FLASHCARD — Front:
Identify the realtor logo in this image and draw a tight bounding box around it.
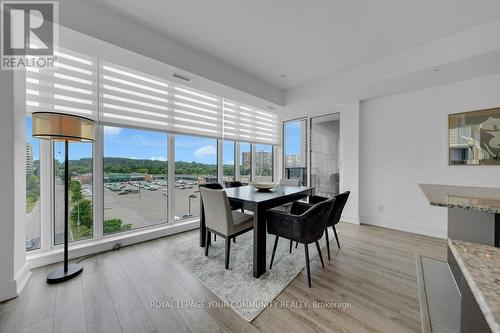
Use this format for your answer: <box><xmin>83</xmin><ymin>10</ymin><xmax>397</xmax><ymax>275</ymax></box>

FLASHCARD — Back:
<box><xmin>1</xmin><ymin>1</ymin><xmax>58</xmax><ymax>70</ymax></box>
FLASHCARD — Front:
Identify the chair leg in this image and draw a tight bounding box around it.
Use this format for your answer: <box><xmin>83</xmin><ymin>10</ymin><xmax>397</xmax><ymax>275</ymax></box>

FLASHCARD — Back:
<box><xmin>225</xmin><ymin>238</ymin><xmax>231</xmax><ymax>269</ymax></box>
<box><xmin>315</xmin><ymin>241</ymin><xmax>325</xmax><ymax>268</ymax></box>
<box><xmin>205</xmin><ymin>231</ymin><xmax>210</xmax><ymax>256</ymax></box>
<box><xmin>270</xmin><ymin>236</ymin><xmax>279</xmax><ymax>269</ymax></box>
<box><xmin>325</xmin><ymin>227</ymin><xmax>331</xmax><ymax>261</ymax></box>
<box><xmin>304</xmin><ymin>244</ymin><xmax>311</xmax><ymax>288</ymax></box>
<box><xmin>333</xmin><ymin>226</ymin><xmax>340</xmax><ymax>249</ymax></box>
<box><xmin>214</xmin><ymin>233</ymin><xmax>216</xmax><ymax>242</ymax></box>
<box><xmin>295</xmin><ymin>241</ymin><xmax>299</xmax><ymax>249</ymax></box>
<box><xmin>233</xmin><ymin>237</ymin><xmax>236</xmax><ymax>243</ymax></box>
<box><xmin>289</xmin><ymin>239</ymin><xmax>293</xmax><ymax>254</ymax></box>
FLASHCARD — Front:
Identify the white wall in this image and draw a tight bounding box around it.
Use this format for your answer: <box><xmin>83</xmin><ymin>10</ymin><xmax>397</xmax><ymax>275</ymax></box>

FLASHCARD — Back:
<box><xmin>359</xmin><ymin>73</ymin><xmax>500</xmax><ymax>238</ymax></box>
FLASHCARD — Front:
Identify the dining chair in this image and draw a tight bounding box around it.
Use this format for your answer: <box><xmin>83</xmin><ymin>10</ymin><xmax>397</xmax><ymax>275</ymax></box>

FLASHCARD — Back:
<box><xmin>309</xmin><ymin>191</ymin><xmax>350</xmax><ymax>260</ymax></box>
<box><xmin>266</xmin><ymin>198</ymin><xmax>334</xmax><ymax>287</ymax></box>
<box><xmin>224</xmin><ymin>180</ymin><xmax>245</xmax><ymax>213</ymax></box>
<box><xmin>200</xmin><ymin>187</ymin><xmax>254</xmax><ymax>269</ymax></box>
<box><xmin>199</xmin><ymin>183</ymin><xmax>241</xmax><ymax>242</ymax></box>
<box><xmin>273</xmin><ymin>178</ymin><xmax>302</xmax><ymax>214</ymax></box>
<box><xmin>225</xmin><ymin>180</ymin><xmax>244</xmax><ymax>188</ymax></box>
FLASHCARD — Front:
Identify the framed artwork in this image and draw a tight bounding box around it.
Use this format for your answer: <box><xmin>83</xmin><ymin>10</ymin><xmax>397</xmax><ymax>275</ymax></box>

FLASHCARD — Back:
<box><xmin>449</xmin><ymin>107</ymin><xmax>500</xmax><ymax>165</ymax></box>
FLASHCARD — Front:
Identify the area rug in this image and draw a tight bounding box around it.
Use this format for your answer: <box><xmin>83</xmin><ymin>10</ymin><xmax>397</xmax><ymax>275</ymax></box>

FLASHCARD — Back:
<box><xmin>171</xmin><ymin>231</ymin><xmax>333</xmax><ymax>322</ymax></box>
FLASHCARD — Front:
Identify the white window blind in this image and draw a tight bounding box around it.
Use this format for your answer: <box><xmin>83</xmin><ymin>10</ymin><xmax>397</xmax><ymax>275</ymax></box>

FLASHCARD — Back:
<box><xmin>99</xmin><ymin>62</ymin><xmax>223</xmax><ymax>137</ymax></box>
<box><xmin>172</xmin><ymin>85</ymin><xmax>222</xmax><ymax>138</ymax></box>
<box><xmin>25</xmin><ymin>49</ymin><xmax>98</xmax><ymax>120</ymax></box>
<box><xmin>223</xmin><ymin>100</ymin><xmax>280</xmax><ymax>145</ymax></box>
<box><xmin>26</xmin><ymin>51</ymin><xmax>280</xmax><ymax>144</ymax></box>
<box><xmin>99</xmin><ymin>62</ymin><xmax>170</xmax><ymax>131</ymax></box>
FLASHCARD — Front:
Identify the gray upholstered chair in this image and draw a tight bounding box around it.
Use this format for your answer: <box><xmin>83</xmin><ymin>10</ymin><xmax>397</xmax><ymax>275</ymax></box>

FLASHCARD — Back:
<box><xmin>267</xmin><ymin>198</ymin><xmax>335</xmax><ymax>287</ymax></box>
<box><xmin>279</xmin><ymin>178</ymin><xmax>301</xmax><ymax>186</ymax></box>
<box><xmin>200</xmin><ymin>187</ymin><xmax>254</xmax><ymax>269</ymax></box>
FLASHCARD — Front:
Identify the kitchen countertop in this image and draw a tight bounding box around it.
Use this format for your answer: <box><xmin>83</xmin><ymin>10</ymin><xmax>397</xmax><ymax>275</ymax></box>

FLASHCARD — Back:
<box><xmin>419</xmin><ymin>184</ymin><xmax>500</xmax><ymax>214</ymax></box>
<box><xmin>448</xmin><ymin>239</ymin><xmax>500</xmax><ymax>333</ymax></box>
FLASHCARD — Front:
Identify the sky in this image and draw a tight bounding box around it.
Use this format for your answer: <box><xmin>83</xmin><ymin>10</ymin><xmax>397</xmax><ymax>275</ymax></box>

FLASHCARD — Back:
<box><xmin>28</xmin><ymin>120</ymin><xmax>298</xmax><ymax>164</ymax></box>
<box><xmin>285</xmin><ymin>121</ymin><xmax>302</xmax><ymax>155</ymax></box>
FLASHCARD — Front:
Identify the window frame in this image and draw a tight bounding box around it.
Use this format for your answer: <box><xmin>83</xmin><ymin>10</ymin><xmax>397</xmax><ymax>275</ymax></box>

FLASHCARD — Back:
<box><xmin>101</xmin><ymin>124</ymin><xmax>170</xmax><ymax>236</ymax></box>
<box><xmin>283</xmin><ymin>118</ymin><xmax>308</xmax><ymax>186</ymax></box>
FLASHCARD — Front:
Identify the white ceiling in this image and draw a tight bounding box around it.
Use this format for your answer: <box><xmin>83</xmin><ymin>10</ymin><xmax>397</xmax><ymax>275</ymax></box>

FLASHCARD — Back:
<box><xmin>93</xmin><ymin>0</ymin><xmax>500</xmax><ymax>90</ymax></box>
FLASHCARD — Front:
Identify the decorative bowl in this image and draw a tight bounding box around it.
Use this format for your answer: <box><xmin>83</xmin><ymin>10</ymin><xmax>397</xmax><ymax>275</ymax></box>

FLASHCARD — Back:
<box><xmin>251</xmin><ymin>182</ymin><xmax>277</xmax><ymax>191</ymax></box>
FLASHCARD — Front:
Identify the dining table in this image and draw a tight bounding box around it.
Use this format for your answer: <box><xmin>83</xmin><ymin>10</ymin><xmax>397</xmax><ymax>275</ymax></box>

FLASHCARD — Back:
<box><xmin>199</xmin><ymin>184</ymin><xmax>314</xmax><ymax>278</ymax></box>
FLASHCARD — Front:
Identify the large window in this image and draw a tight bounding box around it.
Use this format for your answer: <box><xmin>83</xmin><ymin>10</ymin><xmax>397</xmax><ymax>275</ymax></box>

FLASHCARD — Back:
<box><xmin>239</xmin><ymin>142</ymin><xmax>251</xmax><ymax>183</ymax></box>
<box><xmin>25</xmin><ymin>117</ymin><xmax>41</xmax><ymax>251</ymax></box>
<box><xmin>254</xmin><ymin>144</ymin><xmax>273</xmax><ymax>183</ymax></box>
<box><xmin>175</xmin><ymin>135</ymin><xmax>217</xmax><ymax>221</ymax></box>
<box><xmin>103</xmin><ymin>126</ymin><xmax>167</xmax><ymax>235</ymax></box>
<box><xmin>53</xmin><ymin>141</ymin><xmax>94</xmax><ymax>245</ymax></box>
<box><xmin>284</xmin><ymin>120</ymin><xmax>307</xmax><ymax>186</ymax></box>
<box><xmin>23</xmin><ymin>46</ymin><xmax>282</xmax><ymax>255</ymax></box>
<box><xmin>222</xmin><ymin>140</ymin><xmax>235</xmax><ymax>182</ymax></box>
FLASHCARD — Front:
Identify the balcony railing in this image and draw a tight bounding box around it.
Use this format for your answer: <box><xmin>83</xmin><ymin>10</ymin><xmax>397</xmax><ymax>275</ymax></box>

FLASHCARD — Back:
<box><xmin>285</xmin><ymin>167</ymin><xmax>307</xmax><ymax>186</ymax></box>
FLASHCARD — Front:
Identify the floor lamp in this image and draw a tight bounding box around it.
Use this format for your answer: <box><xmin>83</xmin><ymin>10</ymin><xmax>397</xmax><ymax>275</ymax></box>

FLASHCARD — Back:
<box><xmin>32</xmin><ymin>112</ymin><xmax>95</xmax><ymax>284</ymax></box>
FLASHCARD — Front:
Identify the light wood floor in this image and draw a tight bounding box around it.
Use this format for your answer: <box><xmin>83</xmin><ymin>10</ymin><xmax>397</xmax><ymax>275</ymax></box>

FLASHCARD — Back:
<box><xmin>0</xmin><ymin>223</ymin><xmax>446</xmax><ymax>333</ymax></box>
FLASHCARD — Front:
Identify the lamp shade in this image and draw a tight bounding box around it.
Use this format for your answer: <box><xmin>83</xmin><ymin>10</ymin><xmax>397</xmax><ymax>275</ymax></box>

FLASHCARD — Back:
<box><xmin>32</xmin><ymin>112</ymin><xmax>95</xmax><ymax>142</ymax></box>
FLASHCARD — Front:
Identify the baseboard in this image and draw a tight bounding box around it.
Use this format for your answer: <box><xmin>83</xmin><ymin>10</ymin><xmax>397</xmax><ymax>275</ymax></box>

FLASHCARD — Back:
<box><xmin>341</xmin><ymin>214</ymin><xmax>360</xmax><ymax>225</ymax></box>
<box><xmin>15</xmin><ymin>262</ymin><xmax>31</xmax><ymax>295</ymax></box>
<box><xmin>359</xmin><ymin>217</ymin><xmax>446</xmax><ymax>238</ymax></box>
<box><xmin>27</xmin><ymin>219</ymin><xmax>199</xmax><ymax>269</ymax></box>
<box><xmin>0</xmin><ymin>262</ymin><xmax>31</xmax><ymax>302</ymax></box>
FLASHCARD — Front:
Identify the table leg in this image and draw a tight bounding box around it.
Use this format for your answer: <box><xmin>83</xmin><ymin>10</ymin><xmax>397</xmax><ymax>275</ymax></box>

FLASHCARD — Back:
<box><xmin>253</xmin><ymin>205</ymin><xmax>267</xmax><ymax>278</ymax></box>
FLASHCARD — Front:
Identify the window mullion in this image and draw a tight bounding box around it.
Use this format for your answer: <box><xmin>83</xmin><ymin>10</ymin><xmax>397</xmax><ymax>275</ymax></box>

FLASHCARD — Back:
<box><xmin>235</xmin><ymin>142</ymin><xmax>240</xmax><ymax>181</ymax></box>
<box><xmin>217</xmin><ymin>140</ymin><xmax>223</xmax><ymax>184</ymax></box>
<box><xmin>167</xmin><ymin>134</ymin><xmax>175</xmax><ymax>223</ymax></box>
<box><xmin>94</xmin><ymin>125</ymin><xmax>104</xmax><ymax>240</ymax></box>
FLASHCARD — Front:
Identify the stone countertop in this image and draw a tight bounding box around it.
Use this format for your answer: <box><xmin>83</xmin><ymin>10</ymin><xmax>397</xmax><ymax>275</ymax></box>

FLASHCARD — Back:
<box><xmin>419</xmin><ymin>184</ymin><xmax>500</xmax><ymax>214</ymax></box>
<box><xmin>448</xmin><ymin>239</ymin><xmax>500</xmax><ymax>333</ymax></box>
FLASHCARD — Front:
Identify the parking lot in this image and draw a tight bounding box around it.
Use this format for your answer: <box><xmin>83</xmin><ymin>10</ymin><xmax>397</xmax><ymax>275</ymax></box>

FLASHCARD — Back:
<box><xmin>104</xmin><ymin>180</ymin><xmax>202</xmax><ymax>230</ymax></box>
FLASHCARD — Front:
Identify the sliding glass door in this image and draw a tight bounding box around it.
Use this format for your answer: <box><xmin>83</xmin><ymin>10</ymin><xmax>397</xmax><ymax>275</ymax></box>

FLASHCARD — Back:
<box><xmin>310</xmin><ymin>113</ymin><xmax>340</xmax><ymax>197</ymax></box>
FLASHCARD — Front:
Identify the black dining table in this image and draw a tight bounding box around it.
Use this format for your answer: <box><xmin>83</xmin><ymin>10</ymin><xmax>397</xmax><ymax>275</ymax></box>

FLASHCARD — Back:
<box><xmin>199</xmin><ymin>185</ymin><xmax>314</xmax><ymax>278</ymax></box>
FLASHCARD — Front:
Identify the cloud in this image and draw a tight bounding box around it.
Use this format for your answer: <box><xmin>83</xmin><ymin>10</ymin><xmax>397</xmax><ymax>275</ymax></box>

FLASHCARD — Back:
<box><xmin>150</xmin><ymin>156</ymin><xmax>167</xmax><ymax>161</ymax></box>
<box><xmin>104</xmin><ymin>126</ymin><xmax>122</xmax><ymax>136</ymax></box>
<box><xmin>194</xmin><ymin>145</ymin><xmax>217</xmax><ymax>158</ymax></box>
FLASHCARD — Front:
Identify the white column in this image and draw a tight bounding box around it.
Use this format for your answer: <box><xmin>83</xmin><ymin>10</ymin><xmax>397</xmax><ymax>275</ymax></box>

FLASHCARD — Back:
<box><xmin>0</xmin><ymin>71</ymin><xmax>30</xmax><ymax>301</ymax></box>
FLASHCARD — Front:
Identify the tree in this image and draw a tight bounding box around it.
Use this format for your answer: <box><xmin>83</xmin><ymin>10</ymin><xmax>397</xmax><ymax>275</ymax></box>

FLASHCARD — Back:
<box><xmin>70</xmin><ymin>180</ymin><xmax>83</xmax><ymax>203</ymax></box>
<box><xmin>104</xmin><ymin>219</ymin><xmax>132</xmax><ymax>235</ymax></box>
<box><xmin>70</xmin><ymin>199</ymin><xmax>93</xmax><ymax>228</ymax></box>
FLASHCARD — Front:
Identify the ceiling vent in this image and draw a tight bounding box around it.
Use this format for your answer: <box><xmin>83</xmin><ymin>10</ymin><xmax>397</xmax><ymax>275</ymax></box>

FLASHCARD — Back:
<box><xmin>173</xmin><ymin>73</ymin><xmax>191</xmax><ymax>82</ymax></box>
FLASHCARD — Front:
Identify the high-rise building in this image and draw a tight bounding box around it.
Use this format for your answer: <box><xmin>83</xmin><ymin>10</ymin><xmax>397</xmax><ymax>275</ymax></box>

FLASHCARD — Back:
<box><xmin>26</xmin><ymin>143</ymin><xmax>34</xmax><ymax>174</ymax></box>
<box><xmin>242</xmin><ymin>151</ymin><xmax>251</xmax><ymax>171</ymax></box>
<box><xmin>255</xmin><ymin>151</ymin><xmax>272</xmax><ymax>171</ymax></box>
<box><xmin>285</xmin><ymin>154</ymin><xmax>303</xmax><ymax>167</ymax></box>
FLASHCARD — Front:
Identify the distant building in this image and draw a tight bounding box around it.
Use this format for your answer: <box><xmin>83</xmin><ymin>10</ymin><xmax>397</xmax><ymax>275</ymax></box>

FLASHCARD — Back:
<box><xmin>255</xmin><ymin>151</ymin><xmax>272</xmax><ymax>171</ymax></box>
<box><xmin>242</xmin><ymin>151</ymin><xmax>251</xmax><ymax>171</ymax></box>
<box><xmin>285</xmin><ymin>154</ymin><xmax>303</xmax><ymax>167</ymax></box>
<box><xmin>73</xmin><ymin>174</ymin><xmax>93</xmax><ymax>185</ymax></box>
<box><xmin>26</xmin><ymin>143</ymin><xmax>34</xmax><ymax>174</ymax></box>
